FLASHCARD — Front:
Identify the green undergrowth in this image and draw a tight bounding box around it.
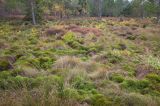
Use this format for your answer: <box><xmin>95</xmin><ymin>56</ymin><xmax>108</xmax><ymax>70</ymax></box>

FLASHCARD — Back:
<box><xmin>0</xmin><ymin>19</ymin><xmax>160</xmax><ymax>106</ymax></box>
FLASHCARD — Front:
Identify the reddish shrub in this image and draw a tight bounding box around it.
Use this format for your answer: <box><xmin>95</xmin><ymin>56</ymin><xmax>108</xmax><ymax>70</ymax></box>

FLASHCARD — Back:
<box><xmin>66</xmin><ymin>25</ymin><xmax>102</xmax><ymax>36</ymax></box>
<box><xmin>136</xmin><ymin>65</ymin><xmax>154</xmax><ymax>79</ymax></box>
<box><xmin>109</xmin><ymin>26</ymin><xmax>140</xmax><ymax>40</ymax></box>
<box><xmin>45</xmin><ymin>28</ymin><xmax>66</xmax><ymax>36</ymax></box>
<box><xmin>66</xmin><ymin>25</ymin><xmax>79</xmax><ymax>30</ymax></box>
<box><xmin>0</xmin><ymin>56</ymin><xmax>16</xmax><ymax>71</ymax></box>
<box><xmin>0</xmin><ymin>42</ymin><xmax>8</xmax><ymax>49</ymax></box>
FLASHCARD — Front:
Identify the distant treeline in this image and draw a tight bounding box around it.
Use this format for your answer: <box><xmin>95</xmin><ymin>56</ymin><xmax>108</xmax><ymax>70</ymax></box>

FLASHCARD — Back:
<box><xmin>0</xmin><ymin>0</ymin><xmax>159</xmax><ymax>24</ymax></box>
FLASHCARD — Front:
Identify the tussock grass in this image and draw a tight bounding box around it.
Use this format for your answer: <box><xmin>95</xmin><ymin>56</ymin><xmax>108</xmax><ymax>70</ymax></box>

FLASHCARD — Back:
<box><xmin>0</xmin><ymin>19</ymin><xmax>160</xmax><ymax>106</ymax></box>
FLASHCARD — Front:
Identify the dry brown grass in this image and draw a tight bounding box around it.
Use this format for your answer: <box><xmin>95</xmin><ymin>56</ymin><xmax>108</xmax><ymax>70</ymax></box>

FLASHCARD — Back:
<box><xmin>45</xmin><ymin>27</ymin><xmax>66</xmax><ymax>37</ymax></box>
<box><xmin>136</xmin><ymin>64</ymin><xmax>155</xmax><ymax>79</ymax></box>
<box><xmin>88</xmin><ymin>67</ymin><xmax>108</xmax><ymax>80</ymax></box>
<box><xmin>53</xmin><ymin>56</ymin><xmax>109</xmax><ymax>81</ymax></box>
<box><xmin>53</xmin><ymin>56</ymin><xmax>81</xmax><ymax>70</ymax></box>
<box><xmin>91</xmin><ymin>54</ymin><xmax>108</xmax><ymax>64</ymax></box>
<box><xmin>0</xmin><ymin>88</ymin><xmax>85</xmax><ymax>106</ymax></box>
<box><xmin>66</xmin><ymin>25</ymin><xmax>102</xmax><ymax>36</ymax></box>
<box><xmin>53</xmin><ymin>56</ymin><xmax>98</xmax><ymax>72</ymax></box>
<box><xmin>109</xmin><ymin>26</ymin><xmax>140</xmax><ymax>39</ymax></box>
<box><xmin>0</xmin><ymin>41</ymin><xmax>9</xmax><ymax>49</ymax></box>
<box><xmin>64</xmin><ymin>68</ymin><xmax>88</xmax><ymax>87</ymax></box>
<box><xmin>44</xmin><ymin>24</ymin><xmax>103</xmax><ymax>38</ymax></box>
<box><xmin>19</xmin><ymin>66</ymin><xmax>44</xmax><ymax>77</ymax></box>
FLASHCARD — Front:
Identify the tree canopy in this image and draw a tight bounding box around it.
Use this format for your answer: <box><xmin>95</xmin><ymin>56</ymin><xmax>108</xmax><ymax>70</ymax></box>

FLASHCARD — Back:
<box><xmin>1</xmin><ymin>0</ymin><xmax>160</xmax><ymax>24</ymax></box>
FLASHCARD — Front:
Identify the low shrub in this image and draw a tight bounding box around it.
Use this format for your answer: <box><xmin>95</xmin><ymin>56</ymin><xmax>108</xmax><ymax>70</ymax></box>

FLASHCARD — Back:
<box><xmin>0</xmin><ymin>71</ymin><xmax>12</xmax><ymax>79</ymax></box>
<box><xmin>63</xmin><ymin>88</ymin><xmax>81</xmax><ymax>100</ymax></box>
<box><xmin>0</xmin><ymin>75</ymin><xmax>63</xmax><ymax>90</ymax></box>
<box><xmin>63</xmin><ymin>32</ymin><xmax>77</xmax><ymax>43</ymax></box>
<box><xmin>72</xmin><ymin>76</ymin><xmax>95</xmax><ymax>91</ymax></box>
<box><xmin>121</xmin><ymin>93</ymin><xmax>158</xmax><ymax>106</ymax></box>
<box><xmin>52</xmin><ymin>40</ymin><xmax>68</xmax><ymax>50</ymax></box>
<box><xmin>28</xmin><ymin>36</ymin><xmax>38</xmax><ymax>44</ymax></box>
<box><xmin>107</xmin><ymin>52</ymin><xmax>123</xmax><ymax>64</ymax></box>
<box><xmin>91</xmin><ymin>94</ymin><xmax>113</xmax><ymax>106</ymax></box>
<box><xmin>37</xmin><ymin>57</ymin><xmax>54</xmax><ymax>69</ymax></box>
<box><xmin>146</xmin><ymin>73</ymin><xmax>160</xmax><ymax>95</ymax></box>
<box><xmin>136</xmin><ymin>79</ymin><xmax>150</xmax><ymax>89</ymax></box>
<box><xmin>109</xmin><ymin>74</ymin><xmax>124</xmax><ymax>83</ymax></box>
<box><xmin>0</xmin><ymin>76</ymin><xmax>29</xmax><ymax>89</ymax></box>
<box><xmin>53</xmin><ymin>49</ymin><xmax>87</xmax><ymax>55</ymax></box>
<box><xmin>18</xmin><ymin>56</ymin><xmax>55</xmax><ymax>70</ymax></box>
<box><xmin>122</xmin><ymin>63</ymin><xmax>136</xmax><ymax>76</ymax></box>
<box><xmin>92</xmin><ymin>51</ymin><xmax>123</xmax><ymax>64</ymax></box>
<box><xmin>146</xmin><ymin>74</ymin><xmax>160</xmax><ymax>83</ymax></box>
<box><xmin>121</xmin><ymin>79</ymin><xmax>150</xmax><ymax>94</ymax></box>
<box><xmin>139</xmin><ymin>35</ymin><xmax>147</xmax><ymax>41</ymax></box>
<box><xmin>126</xmin><ymin>35</ymin><xmax>137</xmax><ymax>40</ymax></box>
<box><xmin>0</xmin><ymin>60</ymin><xmax>12</xmax><ymax>71</ymax></box>
<box><xmin>146</xmin><ymin>55</ymin><xmax>160</xmax><ymax>70</ymax></box>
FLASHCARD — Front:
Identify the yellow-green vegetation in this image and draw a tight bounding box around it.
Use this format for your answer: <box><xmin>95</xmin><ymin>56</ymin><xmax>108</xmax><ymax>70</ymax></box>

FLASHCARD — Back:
<box><xmin>0</xmin><ymin>18</ymin><xmax>160</xmax><ymax>106</ymax></box>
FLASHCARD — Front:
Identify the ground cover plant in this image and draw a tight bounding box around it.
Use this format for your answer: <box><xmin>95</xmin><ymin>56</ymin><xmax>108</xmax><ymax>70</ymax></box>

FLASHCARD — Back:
<box><xmin>0</xmin><ymin>17</ymin><xmax>160</xmax><ymax>106</ymax></box>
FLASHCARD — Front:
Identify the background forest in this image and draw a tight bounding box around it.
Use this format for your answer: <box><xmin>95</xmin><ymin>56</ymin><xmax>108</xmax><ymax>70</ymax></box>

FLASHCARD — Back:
<box><xmin>0</xmin><ymin>0</ymin><xmax>160</xmax><ymax>106</ymax></box>
<box><xmin>0</xmin><ymin>0</ymin><xmax>160</xmax><ymax>24</ymax></box>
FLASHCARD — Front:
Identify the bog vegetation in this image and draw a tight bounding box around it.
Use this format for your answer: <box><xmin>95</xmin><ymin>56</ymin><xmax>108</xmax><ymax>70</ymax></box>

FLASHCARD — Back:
<box><xmin>0</xmin><ymin>0</ymin><xmax>160</xmax><ymax>106</ymax></box>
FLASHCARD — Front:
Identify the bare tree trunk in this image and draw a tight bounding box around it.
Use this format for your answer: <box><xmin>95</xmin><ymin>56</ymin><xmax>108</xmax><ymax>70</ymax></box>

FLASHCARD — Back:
<box><xmin>30</xmin><ymin>0</ymin><xmax>36</xmax><ymax>25</ymax></box>
<box><xmin>98</xmin><ymin>0</ymin><xmax>103</xmax><ymax>17</ymax></box>
<box><xmin>141</xmin><ymin>4</ymin><xmax>145</xmax><ymax>18</ymax></box>
<box><xmin>154</xmin><ymin>0</ymin><xmax>160</xmax><ymax>23</ymax></box>
<box><xmin>158</xmin><ymin>0</ymin><xmax>160</xmax><ymax>23</ymax></box>
<box><xmin>0</xmin><ymin>0</ymin><xmax>5</xmax><ymax>17</ymax></box>
<box><xmin>140</xmin><ymin>0</ymin><xmax>146</xmax><ymax>19</ymax></box>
